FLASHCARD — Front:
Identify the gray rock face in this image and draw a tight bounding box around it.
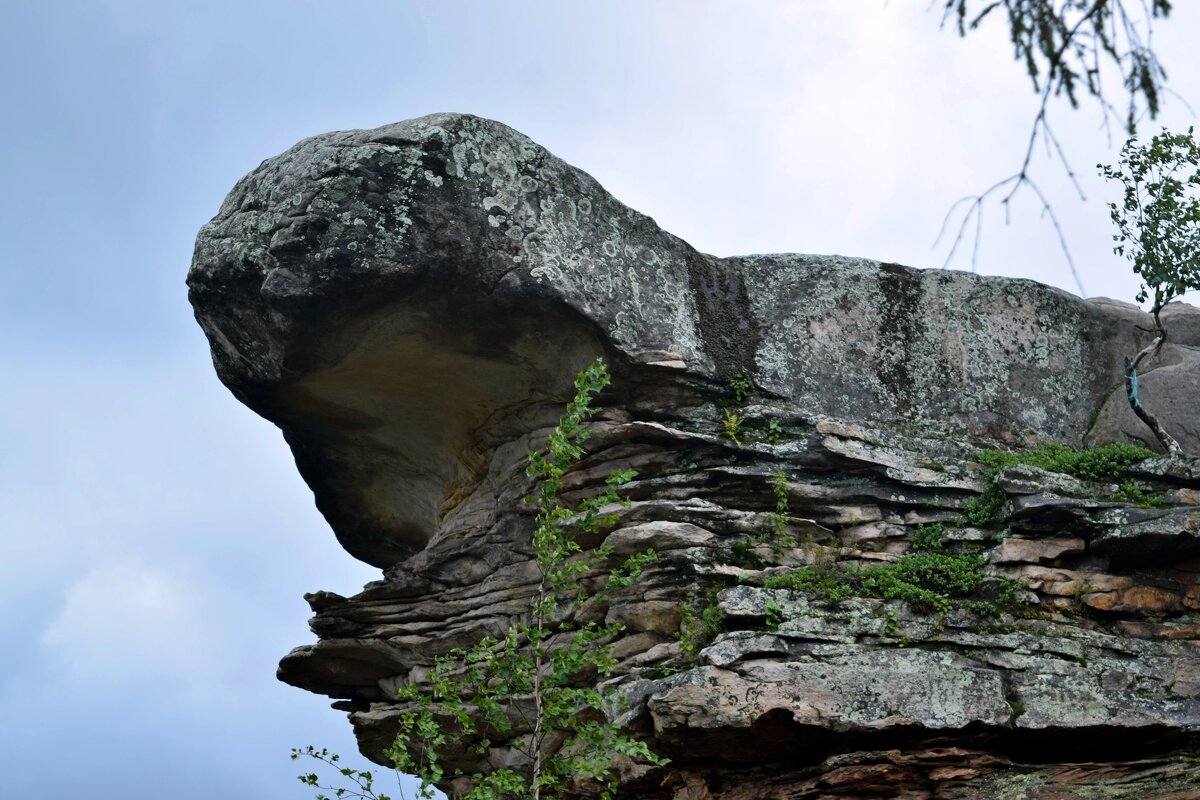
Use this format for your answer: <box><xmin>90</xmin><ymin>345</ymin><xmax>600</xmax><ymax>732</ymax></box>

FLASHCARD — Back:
<box><xmin>189</xmin><ymin>113</ymin><xmax>1200</xmax><ymax>566</ymax></box>
<box><xmin>190</xmin><ymin>113</ymin><xmax>1200</xmax><ymax>799</ymax></box>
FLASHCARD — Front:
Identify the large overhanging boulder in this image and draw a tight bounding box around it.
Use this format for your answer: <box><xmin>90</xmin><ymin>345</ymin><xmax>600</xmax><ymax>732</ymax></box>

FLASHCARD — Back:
<box><xmin>189</xmin><ymin>112</ymin><xmax>1198</xmax><ymax>567</ymax></box>
<box><xmin>190</xmin><ymin>113</ymin><xmax>1200</xmax><ymax>799</ymax></box>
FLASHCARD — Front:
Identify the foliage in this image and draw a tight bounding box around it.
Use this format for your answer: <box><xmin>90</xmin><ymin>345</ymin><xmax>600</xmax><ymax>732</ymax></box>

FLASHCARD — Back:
<box><xmin>879</xmin><ymin>606</ymin><xmax>909</xmax><ymax>645</ymax></box>
<box><xmin>965</xmin><ymin>442</ymin><xmax>1158</xmax><ymax>525</ymax></box>
<box><xmin>763</xmin><ymin>565</ymin><xmax>854</xmax><ymax>602</ymax></box>
<box><xmin>298</xmin><ymin>360</ymin><xmax>665</xmax><ymax>800</ymax></box>
<box><xmin>943</xmin><ymin>1</ymin><xmax>1171</xmax><ymax>129</ymax></box>
<box><xmin>1100</xmin><ymin>127</ymin><xmax>1200</xmax><ymax>308</ymax></box>
<box><xmin>765</xmin><ymin>419</ymin><xmax>784</xmax><ymax>444</ymax></box>
<box><xmin>1100</xmin><ymin>127</ymin><xmax>1199</xmax><ymax>452</ymax></box>
<box><xmin>764</xmin><ymin>599</ymin><xmax>784</xmax><ymax>632</ymax></box>
<box><xmin>1113</xmin><ymin>480</ymin><xmax>1166</xmax><ymax>508</ymax></box>
<box><xmin>760</xmin><ymin>470</ymin><xmax>797</xmax><ymax>555</ymax></box>
<box><xmin>720</xmin><ymin>409</ymin><xmax>744</xmax><ymax>445</ymax></box>
<box><xmin>293</xmin><ymin>747</ymin><xmax>395</xmax><ymax>800</ymax></box>
<box><xmin>936</xmin><ymin>1</ymin><xmax>1174</xmax><ymax>283</ymax></box>
<box><xmin>963</xmin><ymin>482</ymin><xmax>1008</xmax><ymax>527</ymax></box>
<box><xmin>729</xmin><ymin>370</ymin><xmax>752</xmax><ymax>404</ymax></box>
<box><xmin>971</xmin><ymin>442</ymin><xmax>1156</xmax><ymax>482</ymax></box>
<box><xmin>908</xmin><ymin>523</ymin><xmax>945</xmax><ymax>553</ymax></box>
<box><xmin>764</xmin><ymin>552</ymin><xmax>1027</xmax><ymax>618</ymax></box>
<box><xmin>678</xmin><ymin>591</ymin><xmax>723</xmax><ymax>661</ymax></box>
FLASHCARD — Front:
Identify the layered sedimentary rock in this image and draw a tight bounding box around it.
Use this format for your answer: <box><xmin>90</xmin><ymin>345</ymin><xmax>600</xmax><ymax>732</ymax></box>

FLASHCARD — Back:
<box><xmin>190</xmin><ymin>113</ymin><xmax>1200</xmax><ymax>799</ymax></box>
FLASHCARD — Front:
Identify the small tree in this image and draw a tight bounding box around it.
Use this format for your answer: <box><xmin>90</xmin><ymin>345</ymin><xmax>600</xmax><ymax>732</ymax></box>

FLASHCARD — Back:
<box><xmin>297</xmin><ymin>359</ymin><xmax>664</xmax><ymax>800</ymax></box>
<box><xmin>1100</xmin><ymin>127</ymin><xmax>1200</xmax><ymax>454</ymax></box>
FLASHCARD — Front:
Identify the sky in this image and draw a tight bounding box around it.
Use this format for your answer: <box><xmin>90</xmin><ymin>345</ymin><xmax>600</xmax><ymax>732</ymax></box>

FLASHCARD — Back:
<box><xmin>1</xmin><ymin>2</ymin><xmax>1198</xmax><ymax>798</ymax></box>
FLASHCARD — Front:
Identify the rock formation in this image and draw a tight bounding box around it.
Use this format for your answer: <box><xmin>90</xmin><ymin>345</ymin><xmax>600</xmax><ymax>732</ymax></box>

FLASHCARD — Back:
<box><xmin>189</xmin><ymin>113</ymin><xmax>1200</xmax><ymax>799</ymax></box>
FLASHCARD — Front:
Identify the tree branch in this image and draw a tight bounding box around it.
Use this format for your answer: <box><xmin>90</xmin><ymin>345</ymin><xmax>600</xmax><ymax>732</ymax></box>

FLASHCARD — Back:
<box><xmin>936</xmin><ymin>1</ymin><xmax>1172</xmax><ymax>292</ymax></box>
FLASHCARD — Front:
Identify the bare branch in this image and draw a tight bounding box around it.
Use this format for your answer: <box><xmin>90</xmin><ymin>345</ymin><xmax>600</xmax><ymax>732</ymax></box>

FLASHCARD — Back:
<box><xmin>936</xmin><ymin>1</ymin><xmax>1174</xmax><ymax>293</ymax></box>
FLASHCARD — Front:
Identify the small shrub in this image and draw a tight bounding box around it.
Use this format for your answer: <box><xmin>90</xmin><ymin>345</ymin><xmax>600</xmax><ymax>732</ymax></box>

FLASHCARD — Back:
<box><xmin>764</xmin><ymin>599</ymin><xmax>784</xmax><ymax>631</ymax></box>
<box><xmin>908</xmin><ymin>523</ymin><xmax>945</xmax><ymax>552</ymax></box>
<box><xmin>879</xmin><ymin>607</ymin><xmax>909</xmax><ymax>645</ymax></box>
<box><xmin>971</xmin><ymin>442</ymin><xmax>1155</xmax><ymax>482</ymax></box>
<box><xmin>966</xmin><ymin>443</ymin><xmax>1160</xmax><ymax>525</ymax></box>
<box><xmin>763</xmin><ymin>565</ymin><xmax>854</xmax><ymax>601</ymax></box>
<box><xmin>765</xmin><ymin>552</ymin><xmax>1027</xmax><ymax>618</ymax></box>
<box><xmin>731</xmin><ymin>540</ymin><xmax>755</xmax><ymax>558</ymax></box>
<box><xmin>856</xmin><ymin>553</ymin><xmax>984</xmax><ymax>613</ymax></box>
<box><xmin>729</xmin><ymin>369</ymin><xmax>752</xmax><ymax>403</ymax></box>
<box><xmin>963</xmin><ymin>483</ymin><xmax>1007</xmax><ymax>527</ymax></box>
<box><xmin>679</xmin><ymin>591</ymin><xmax>723</xmax><ymax>660</ymax></box>
<box><xmin>1113</xmin><ymin>479</ymin><xmax>1167</xmax><ymax>508</ymax></box>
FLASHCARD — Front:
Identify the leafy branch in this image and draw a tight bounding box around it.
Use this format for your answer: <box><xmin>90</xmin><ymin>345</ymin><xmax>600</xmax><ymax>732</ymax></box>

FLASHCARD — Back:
<box><xmin>292</xmin><ymin>747</ymin><xmax>396</xmax><ymax>800</ymax></box>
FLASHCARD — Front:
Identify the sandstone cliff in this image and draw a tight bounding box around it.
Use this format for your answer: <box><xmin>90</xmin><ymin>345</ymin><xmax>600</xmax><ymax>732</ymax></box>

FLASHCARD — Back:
<box><xmin>189</xmin><ymin>113</ymin><xmax>1200</xmax><ymax>799</ymax></box>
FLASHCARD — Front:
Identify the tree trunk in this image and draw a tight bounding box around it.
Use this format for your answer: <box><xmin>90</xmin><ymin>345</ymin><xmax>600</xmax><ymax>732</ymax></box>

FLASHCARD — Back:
<box><xmin>1125</xmin><ymin>301</ymin><xmax>1183</xmax><ymax>454</ymax></box>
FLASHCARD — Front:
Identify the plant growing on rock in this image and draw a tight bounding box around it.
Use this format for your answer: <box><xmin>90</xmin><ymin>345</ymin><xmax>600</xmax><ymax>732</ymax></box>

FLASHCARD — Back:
<box><xmin>760</xmin><ymin>470</ymin><xmax>796</xmax><ymax>555</ymax></box>
<box><xmin>678</xmin><ymin>590</ymin><xmax>723</xmax><ymax>661</ymax></box>
<box><xmin>298</xmin><ymin>360</ymin><xmax>664</xmax><ymax>800</ymax></box>
<box><xmin>971</xmin><ymin>442</ymin><xmax>1156</xmax><ymax>481</ymax></box>
<box><xmin>1100</xmin><ymin>127</ymin><xmax>1200</xmax><ymax>454</ymax></box>
<box><xmin>720</xmin><ymin>409</ymin><xmax>745</xmax><ymax>445</ymax></box>
<box><xmin>764</xmin><ymin>552</ymin><xmax>1027</xmax><ymax>618</ymax></box>
<box><xmin>729</xmin><ymin>369</ymin><xmax>752</xmax><ymax>404</ymax></box>
<box><xmin>963</xmin><ymin>482</ymin><xmax>1008</xmax><ymax>527</ymax></box>
<box><xmin>1113</xmin><ymin>479</ymin><xmax>1166</xmax><ymax>508</ymax></box>
<box><xmin>764</xmin><ymin>599</ymin><xmax>784</xmax><ymax>632</ymax></box>
<box><xmin>908</xmin><ymin>523</ymin><xmax>945</xmax><ymax>553</ymax></box>
<box><xmin>965</xmin><ymin>442</ymin><xmax>1158</xmax><ymax>524</ymax></box>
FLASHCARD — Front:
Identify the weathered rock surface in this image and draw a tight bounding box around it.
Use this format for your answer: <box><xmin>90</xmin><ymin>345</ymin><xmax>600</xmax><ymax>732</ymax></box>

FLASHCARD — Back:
<box><xmin>190</xmin><ymin>113</ymin><xmax>1200</xmax><ymax>799</ymax></box>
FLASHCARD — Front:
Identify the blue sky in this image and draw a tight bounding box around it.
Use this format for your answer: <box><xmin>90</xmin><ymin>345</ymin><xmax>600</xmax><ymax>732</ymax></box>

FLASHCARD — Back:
<box><xmin>2</xmin><ymin>3</ymin><xmax>1198</xmax><ymax>798</ymax></box>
